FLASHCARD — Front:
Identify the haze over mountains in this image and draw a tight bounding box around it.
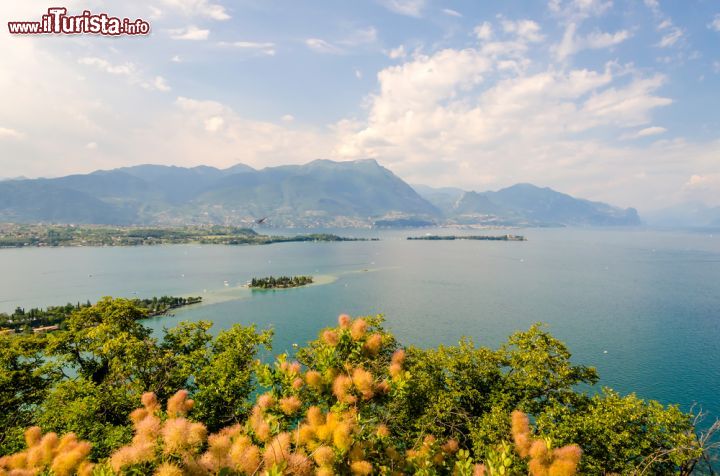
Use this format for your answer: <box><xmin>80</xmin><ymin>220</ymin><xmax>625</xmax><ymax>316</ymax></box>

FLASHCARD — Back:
<box><xmin>0</xmin><ymin>159</ymin><xmax>642</xmax><ymax>228</ymax></box>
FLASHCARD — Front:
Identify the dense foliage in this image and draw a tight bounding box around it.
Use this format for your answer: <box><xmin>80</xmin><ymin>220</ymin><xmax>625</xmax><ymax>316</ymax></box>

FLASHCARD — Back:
<box><xmin>250</xmin><ymin>276</ymin><xmax>314</xmax><ymax>289</ymax></box>
<box><xmin>0</xmin><ymin>299</ymin><xmax>717</xmax><ymax>474</ymax></box>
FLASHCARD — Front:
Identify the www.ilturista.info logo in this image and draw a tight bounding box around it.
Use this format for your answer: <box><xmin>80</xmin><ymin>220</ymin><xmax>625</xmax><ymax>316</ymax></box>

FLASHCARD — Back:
<box><xmin>8</xmin><ymin>8</ymin><xmax>150</xmax><ymax>36</ymax></box>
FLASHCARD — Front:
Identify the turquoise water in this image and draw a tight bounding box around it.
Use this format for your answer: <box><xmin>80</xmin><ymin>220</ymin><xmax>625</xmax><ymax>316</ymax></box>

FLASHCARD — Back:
<box><xmin>1</xmin><ymin>227</ymin><xmax>718</xmax><ymax>420</ymax></box>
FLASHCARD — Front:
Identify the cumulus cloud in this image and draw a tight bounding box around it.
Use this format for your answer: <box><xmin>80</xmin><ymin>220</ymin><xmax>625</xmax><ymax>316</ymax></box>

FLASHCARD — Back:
<box><xmin>305</xmin><ymin>27</ymin><xmax>378</xmax><ymax>55</ymax></box>
<box><xmin>378</xmin><ymin>0</ymin><xmax>426</xmax><ymax>17</ymax></box>
<box><xmin>682</xmin><ymin>173</ymin><xmax>720</xmax><ymax>206</ymax></box>
<box><xmin>474</xmin><ymin>22</ymin><xmax>493</xmax><ymax>41</ymax></box>
<box><xmin>216</xmin><ymin>41</ymin><xmax>276</xmax><ymax>56</ymax></box>
<box><xmin>143</xmin><ymin>76</ymin><xmax>171</xmax><ymax>92</ymax></box>
<box><xmin>442</xmin><ymin>8</ymin><xmax>462</xmax><ymax>17</ymax></box>
<box><xmin>685</xmin><ymin>174</ymin><xmax>720</xmax><ymax>190</ymax></box>
<box><xmin>555</xmin><ymin>25</ymin><xmax>631</xmax><ymax>60</ymax></box>
<box><xmin>0</xmin><ymin>127</ymin><xmax>23</xmax><ymax>139</ymax></box>
<box><xmin>79</xmin><ymin>58</ymin><xmax>170</xmax><ymax>92</ymax></box>
<box><xmin>168</xmin><ymin>25</ymin><xmax>210</xmax><ymax>40</ymax></box>
<box><xmin>145</xmin><ymin>97</ymin><xmax>333</xmax><ymax>167</ymax></box>
<box><xmin>159</xmin><ymin>0</ymin><xmax>230</xmax><ymax>21</ymax></box>
<box><xmin>334</xmin><ymin>29</ymin><xmax>685</xmax><ymax>208</ymax></box>
<box><xmin>549</xmin><ymin>0</ymin><xmax>613</xmax><ymax>21</ymax></box>
<box><xmin>305</xmin><ymin>38</ymin><xmax>344</xmax><ymax>54</ymax></box>
<box><xmin>656</xmin><ymin>26</ymin><xmax>683</xmax><ymax>48</ymax></box>
<box><xmin>342</xmin><ymin>27</ymin><xmax>379</xmax><ymax>47</ymax></box>
<box><xmin>708</xmin><ymin>15</ymin><xmax>720</xmax><ymax>32</ymax></box>
<box><xmin>501</xmin><ymin>19</ymin><xmax>544</xmax><ymax>43</ymax></box>
<box><xmin>643</xmin><ymin>0</ymin><xmax>659</xmax><ymax>11</ymax></box>
<box><xmin>620</xmin><ymin>126</ymin><xmax>667</xmax><ymax>140</ymax></box>
<box><xmin>78</xmin><ymin>57</ymin><xmax>136</xmax><ymax>75</ymax></box>
<box><xmin>387</xmin><ymin>45</ymin><xmax>407</xmax><ymax>59</ymax></box>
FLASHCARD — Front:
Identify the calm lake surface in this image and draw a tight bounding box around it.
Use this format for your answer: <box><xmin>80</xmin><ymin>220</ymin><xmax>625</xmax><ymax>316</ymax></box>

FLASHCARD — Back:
<box><xmin>1</xmin><ymin>227</ymin><xmax>719</xmax><ymax>420</ymax></box>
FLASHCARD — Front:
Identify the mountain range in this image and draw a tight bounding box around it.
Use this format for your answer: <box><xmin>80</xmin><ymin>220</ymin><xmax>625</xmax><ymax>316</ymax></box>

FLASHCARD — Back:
<box><xmin>414</xmin><ymin>183</ymin><xmax>641</xmax><ymax>226</ymax></box>
<box><xmin>0</xmin><ymin>159</ymin><xmax>641</xmax><ymax>227</ymax></box>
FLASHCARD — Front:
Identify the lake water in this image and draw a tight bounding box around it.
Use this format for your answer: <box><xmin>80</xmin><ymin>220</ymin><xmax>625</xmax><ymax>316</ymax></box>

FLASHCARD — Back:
<box><xmin>1</xmin><ymin>227</ymin><xmax>719</xmax><ymax>421</ymax></box>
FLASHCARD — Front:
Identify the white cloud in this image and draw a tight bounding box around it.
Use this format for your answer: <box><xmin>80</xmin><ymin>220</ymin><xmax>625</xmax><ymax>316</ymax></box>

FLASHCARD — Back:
<box><xmin>143</xmin><ymin>76</ymin><xmax>171</xmax><ymax>92</ymax></box>
<box><xmin>85</xmin><ymin>142</ymin><xmax>98</xmax><ymax>150</ymax></box>
<box><xmin>708</xmin><ymin>15</ymin><xmax>720</xmax><ymax>32</ymax></box>
<box><xmin>355</xmin><ymin>69</ymin><xmax>363</xmax><ymax>79</ymax></box>
<box><xmin>549</xmin><ymin>0</ymin><xmax>613</xmax><ymax>21</ymax></box>
<box><xmin>657</xmin><ymin>27</ymin><xmax>683</xmax><ymax>48</ymax></box>
<box><xmin>79</xmin><ymin>58</ymin><xmax>169</xmax><ymax>92</ymax></box>
<box><xmin>0</xmin><ymin>127</ymin><xmax>23</xmax><ymax>139</ymax></box>
<box><xmin>621</xmin><ymin>126</ymin><xmax>667</xmax><ymax>140</ymax></box>
<box><xmin>159</xmin><ymin>0</ymin><xmax>230</xmax><ymax>20</ymax></box>
<box><xmin>281</xmin><ymin>114</ymin><xmax>295</xmax><ymax>123</ymax></box>
<box><xmin>555</xmin><ymin>24</ymin><xmax>631</xmax><ymax>60</ymax></box>
<box><xmin>658</xmin><ymin>19</ymin><xmax>672</xmax><ymax>30</ymax></box>
<box><xmin>150</xmin><ymin>96</ymin><xmax>333</xmax><ymax>168</ymax></box>
<box><xmin>378</xmin><ymin>0</ymin><xmax>426</xmax><ymax>17</ymax></box>
<box><xmin>305</xmin><ymin>38</ymin><xmax>344</xmax><ymax>54</ymax></box>
<box><xmin>501</xmin><ymin>19</ymin><xmax>544</xmax><ymax>43</ymax></box>
<box><xmin>585</xmin><ymin>29</ymin><xmax>631</xmax><ymax>49</ymax></box>
<box><xmin>148</xmin><ymin>6</ymin><xmax>163</xmax><ymax>19</ymax></box>
<box><xmin>685</xmin><ymin>174</ymin><xmax>720</xmax><ymax>189</ymax></box>
<box><xmin>203</xmin><ymin>116</ymin><xmax>224</xmax><ymax>132</ymax></box>
<box><xmin>388</xmin><ymin>45</ymin><xmax>407</xmax><ymax>59</ymax></box>
<box><xmin>581</xmin><ymin>75</ymin><xmax>671</xmax><ymax>127</ymax></box>
<box><xmin>303</xmin><ymin>27</ymin><xmax>377</xmax><ymax>55</ymax></box>
<box><xmin>168</xmin><ymin>25</ymin><xmax>210</xmax><ymax>40</ymax></box>
<box><xmin>216</xmin><ymin>41</ymin><xmax>276</xmax><ymax>56</ymax></box>
<box><xmin>682</xmin><ymin>173</ymin><xmax>720</xmax><ymax>206</ymax></box>
<box><xmin>474</xmin><ymin>22</ymin><xmax>493</xmax><ymax>41</ymax></box>
<box><xmin>171</xmin><ymin>55</ymin><xmax>183</xmax><ymax>63</ymax></box>
<box><xmin>339</xmin><ymin>27</ymin><xmax>378</xmax><ymax>46</ymax></box>
<box><xmin>442</xmin><ymin>8</ymin><xmax>462</xmax><ymax>17</ymax></box>
<box><xmin>78</xmin><ymin>57</ymin><xmax>135</xmax><ymax>75</ymax></box>
<box><xmin>636</xmin><ymin>126</ymin><xmax>667</xmax><ymax>137</ymax></box>
<box><xmin>334</xmin><ymin>39</ymin><xmax>683</xmax><ymax>208</ymax></box>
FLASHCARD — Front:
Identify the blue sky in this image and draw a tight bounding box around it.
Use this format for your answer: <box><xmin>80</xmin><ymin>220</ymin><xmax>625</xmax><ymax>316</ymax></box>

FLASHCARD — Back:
<box><xmin>0</xmin><ymin>0</ymin><xmax>719</xmax><ymax>210</ymax></box>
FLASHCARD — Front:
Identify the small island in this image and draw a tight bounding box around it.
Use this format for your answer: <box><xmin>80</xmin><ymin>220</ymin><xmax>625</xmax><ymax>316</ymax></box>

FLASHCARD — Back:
<box><xmin>407</xmin><ymin>234</ymin><xmax>527</xmax><ymax>241</ymax></box>
<box><xmin>249</xmin><ymin>276</ymin><xmax>314</xmax><ymax>289</ymax></box>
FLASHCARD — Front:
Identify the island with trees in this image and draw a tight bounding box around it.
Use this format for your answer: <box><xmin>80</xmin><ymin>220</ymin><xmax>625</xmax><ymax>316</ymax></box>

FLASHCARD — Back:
<box><xmin>407</xmin><ymin>234</ymin><xmax>527</xmax><ymax>241</ymax></box>
<box><xmin>0</xmin><ymin>224</ymin><xmax>377</xmax><ymax>248</ymax></box>
<box><xmin>0</xmin><ymin>298</ymin><xmax>717</xmax><ymax>474</ymax></box>
<box><xmin>249</xmin><ymin>276</ymin><xmax>314</xmax><ymax>289</ymax></box>
<box><xmin>0</xmin><ymin>295</ymin><xmax>202</xmax><ymax>334</ymax></box>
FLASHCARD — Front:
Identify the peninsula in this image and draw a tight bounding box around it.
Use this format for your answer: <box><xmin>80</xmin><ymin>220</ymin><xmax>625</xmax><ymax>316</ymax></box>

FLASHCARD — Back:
<box><xmin>0</xmin><ymin>224</ymin><xmax>376</xmax><ymax>248</ymax></box>
<box><xmin>0</xmin><ymin>295</ymin><xmax>202</xmax><ymax>334</ymax></box>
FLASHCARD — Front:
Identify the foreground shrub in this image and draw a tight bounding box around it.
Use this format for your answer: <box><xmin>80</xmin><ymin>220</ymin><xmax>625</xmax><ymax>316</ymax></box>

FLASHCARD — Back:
<box><xmin>2</xmin><ymin>303</ymin><xmax>717</xmax><ymax>474</ymax></box>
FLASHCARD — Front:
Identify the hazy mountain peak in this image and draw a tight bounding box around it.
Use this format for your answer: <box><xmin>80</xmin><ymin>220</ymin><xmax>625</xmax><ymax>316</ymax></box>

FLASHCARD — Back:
<box><xmin>415</xmin><ymin>183</ymin><xmax>641</xmax><ymax>226</ymax></box>
<box><xmin>222</xmin><ymin>163</ymin><xmax>255</xmax><ymax>174</ymax></box>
